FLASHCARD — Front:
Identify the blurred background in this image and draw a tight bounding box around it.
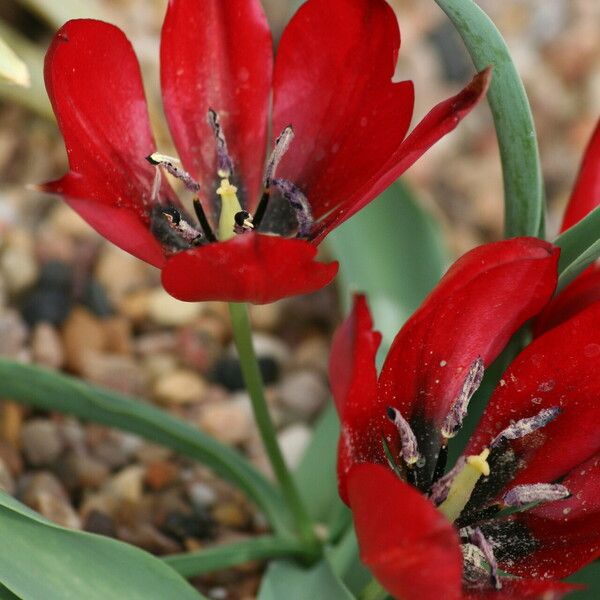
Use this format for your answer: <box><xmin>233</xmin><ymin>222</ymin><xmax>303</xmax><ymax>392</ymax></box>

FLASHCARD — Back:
<box><xmin>0</xmin><ymin>1</ymin><xmax>597</xmax><ymax>598</ymax></box>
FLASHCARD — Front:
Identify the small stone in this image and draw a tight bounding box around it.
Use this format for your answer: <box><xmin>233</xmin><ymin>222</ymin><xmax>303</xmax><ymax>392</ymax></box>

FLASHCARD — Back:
<box><xmin>187</xmin><ymin>482</ymin><xmax>217</xmax><ymax>510</ymax></box>
<box><xmin>278</xmin><ymin>424</ymin><xmax>311</xmax><ymax>471</ymax></box>
<box><xmin>82</xmin><ymin>279</ymin><xmax>113</xmax><ymax>317</ymax></box>
<box><xmin>83</xmin><ymin>510</ymin><xmax>117</xmax><ymax>537</ymax></box>
<box><xmin>118</xmin><ymin>289</ymin><xmax>151</xmax><ymax>323</ymax></box>
<box><xmin>177</xmin><ymin>325</ymin><xmax>221</xmax><ymax>373</ymax></box>
<box><xmin>277</xmin><ymin>370</ymin><xmax>329</xmax><ymax>419</ymax></box>
<box><xmin>117</xmin><ymin>522</ymin><xmax>181</xmax><ymax>554</ymax></box>
<box><xmin>61</xmin><ymin>306</ymin><xmax>106</xmax><ymax>373</ymax></box>
<box><xmin>31</xmin><ymin>322</ymin><xmax>64</xmax><ymax>369</ymax></box>
<box><xmin>213</xmin><ymin>356</ymin><xmax>279</xmax><ymax>391</ymax></box>
<box><xmin>21</xmin><ymin>287</ymin><xmax>72</xmax><ymax>326</ymax></box>
<box><xmin>212</xmin><ymin>501</ymin><xmax>250</xmax><ymax>530</ymax></box>
<box><xmin>95</xmin><ymin>246</ymin><xmax>148</xmax><ymax>304</ymax></box>
<box><xmin>0</xmin><ymin>457</ymin><xmax>15</xmax><ymax>493</ymax></box>
<box><xmin>198</xmin><ymin>397</ymin><xmax>253</xmax><ymax>446</ymax></box>
<box><xmin>103</xmin><ymin>465</ymin><xmax>146</xmax><ymax>504</ymax></box>
<box><xmin>0</xmin><ymin>439</ymin><xmax>23</xmax><ymax>475</ymax></box>
<box><xmin>103</xmin><ymin>316</ymin><xmax>132</xmax><ymax>355</ymax></box>
<box><xmin>249</xmin><ymin>302</ymin><xmax>283</xmax><ymax>332</ymax></box>
<box><xmin>147</xmin><ymin>288</ymin><xmax>202</xmax><ymax>326</ymax></box>
<box><xmin>0</xmin><ymin>401</ymin><xmax>23</xmax><ymax>447</ymax></box>
<box><xmin>21</xmin><ymin>419</ymin><xmax>64</xmax><ymax>466</ymax></box>
<box><xmin>0</xmin><ymin>309</ymin><xmax>27</xmax><ymax>357</ymax></box>
<box><xmin>145</xmin><ymin>460</ymin><xmax>179</xmax><ymax>491</ymax></box>
<box><xmin>49</xmin><ymin>204</ymin><xmax>96</xmax><ymax>238</ymax></box>
<box><xmin>153</xmin><ymin>369</ymin><xmax>207</xmax><ymax>405</ymax></box>
<box><xmin>293</xmin><ymin>336</ymin><xmax>330</xmax><ymax>375</ymax></box>
<box><xmin>0</xmin><ymin>245</ymin><xmax>38</xmax><ymax>294</ymax></box>
<box><xmin>162</xmin><ymin>509</ymin><xmax>216</xmax><ymax>542</ymax></box>
<box><xmin>81</xmin><ymin>353</ymin><xmax>147</xmax><ymax>396</ymax></box>
<box><xmin>59</xmin><ymin>452</ymin><xmax>110</xmax><ymax>489</ymax></box>
<box><xmin>35</xmin><ymin>491</ymin><xmax>82</xmax><ymax>529</ymax></box>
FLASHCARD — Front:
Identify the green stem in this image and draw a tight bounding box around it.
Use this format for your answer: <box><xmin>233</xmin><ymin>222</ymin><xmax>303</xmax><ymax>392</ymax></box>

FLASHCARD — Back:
<box><xmin>228</xmin><ymin>302</ymin><xmax>319</xmax><ymax>556</ymax></box>
<box><xmin>358</xmin><ymin>579</ymin><xmax>388</xmax><ymax>600</ymax></box>
<box><xmin>163</xmin><ymin>535</ymin><xmax>305</xmax><ymax>578</ymax></box>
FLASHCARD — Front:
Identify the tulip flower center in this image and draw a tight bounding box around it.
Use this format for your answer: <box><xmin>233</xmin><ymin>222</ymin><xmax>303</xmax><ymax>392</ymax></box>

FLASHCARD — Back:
<box><xmin>146</xmin><ymin>109</ymin><xmax>314</xmax><ymax>251</ymax></box>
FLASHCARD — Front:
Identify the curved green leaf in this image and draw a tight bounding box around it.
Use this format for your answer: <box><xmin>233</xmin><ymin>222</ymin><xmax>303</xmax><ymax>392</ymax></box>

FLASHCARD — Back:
<box><xmin>434</xmin><ymin>0</ymin><xmax>543</xmax><ymax>238</ymax></box>
<box><xmin>0</xmin><ymin>491</ymin><xmax>205</xmax><ymax>600</ymax></box>
<box><xmin>554</xmin><ymin>204</ymin><xmax>600</xmax><ymax>291</ymax></box>
<box><xmin>0</xmin><ymin>360</ymin><xmax>290</xmax><ymax>535</ymax></box>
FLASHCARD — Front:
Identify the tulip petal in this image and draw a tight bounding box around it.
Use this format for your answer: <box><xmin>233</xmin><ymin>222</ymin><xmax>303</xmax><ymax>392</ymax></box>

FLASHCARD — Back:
<box><xmin>560</xmin><ymin>120</ymin><xmax>600</xmax><ymax>232</ymax></box>
<box><xmin>161</xmin><ymin>0</ymin><xmax>272</xmax><ymax>212</ymax></box>
<box><xmin>534</xmin><ymin>262</ymin><xmax>600</xmax><ymax>335</ymax></box>
<box><xmin>312</xmin><ymin>68</ymin><xmax>492</xmax><ymax>242</ymax></box>
<box><xmin>273</xmin><ymin>0</ymin><xmax>414</xmax><ymax>234</ymax></box>
<box><xmin>44</xmin><ymin>19</ymin><xmax>168</xmax><ymax>267</ymax></box>
<box><xmin>463</xmin><ymin>578</ymin><xmax>579</xmax><ymax>600</ymax></box>
<box><xmin>161</xmin><ymin>234</ymin><xmax>337</xmax><ymax>304</ymax></box>
<box><xmin>378</xmin><ymin>238</ymin><xmax>558</xmax><ymax>481</ymax></box>
<box><xmin>348</xmin><ymin>463</ymin><xmax>463</xmax><ymax>600</ymax></box>
<box><xmin>467</xmin><ymin>303</ymin><xmax>600</xmax><ymax>493</ymax></box>
<box><xmin>329</xmin><ymin>295</ymin><xmax>394</xmax><ymax>502</ymax></box>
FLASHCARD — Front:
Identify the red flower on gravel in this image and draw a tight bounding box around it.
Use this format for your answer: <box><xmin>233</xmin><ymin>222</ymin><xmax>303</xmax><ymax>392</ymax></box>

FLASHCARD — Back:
<box><xmin>330</xmin><ymin>237</ymin><xmax>600</xmax><ymax>598</ymax></box>
<box><xmin>42</xmin><ymin>0</ymin><xmax>490</xmax><ymax>304</ymax></box>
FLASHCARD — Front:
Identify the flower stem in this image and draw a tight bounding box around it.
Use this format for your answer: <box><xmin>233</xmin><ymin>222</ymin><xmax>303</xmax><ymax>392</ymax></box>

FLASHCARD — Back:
<box><xmin>228</xmin><ymin>302</ymin><xmax>319</xmax><ymax>555</ymax></box>
<box><xmin>358</xmin><ymin>579</ymin><xmax>388</xmax><ymax>600</ymax></box>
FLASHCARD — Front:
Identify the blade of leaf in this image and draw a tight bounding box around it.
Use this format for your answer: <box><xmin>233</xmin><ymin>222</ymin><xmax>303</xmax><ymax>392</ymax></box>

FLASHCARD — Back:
<box><xmin>293</xmin><ymin>404</ymin><xmax>343</xmax><ymax>527</ymax></box>
<box><xmin>0</xmin><ymin>35</ymin><xmax>29</xmax><ymax>87</ymax></box>
<box><xmin>327</xmin><ymin>527</ymin><xmax>371</xmax><ymax>595</ymax></box>
<box><xmin>566</xmin><ymin>561</ymin><xmax>600</xmax><ymax>599</ymax></box>
<box><xmin>326</xmin><ymin>180</ymin><xmax>447</xmax><ymax>351</ymax></box>
<box><xmin>554</xmin><ymin>204</ymin><xmax>600</xmax><ymax>291</ymax></box>
<box><xmin>434</xmin><ymin>0</ymin><xmax>544</xmax><ymax>238</ymax></box>
<box><xmin>0</xmin><ymin>360</ymin><xmax>290</xmax><ymax>535</ymax></box>
<box><xmin>0</xmin><ymin>21</ymin><xmax>51</xmax><ymax>118</ymax></box>
<box><xmin>258</xmin><ymin>558</ymin><xmax>354</xmax><ymax>600</ymax></box>
<box><xmin>164</xmin><ymin>535</ymin><xmax>304</xmax><ymax>579</ymax></box>
<box><xmin>0</xmin><ymin>491</ymin><xmax>205</xmax><ymax>600</ymax></box>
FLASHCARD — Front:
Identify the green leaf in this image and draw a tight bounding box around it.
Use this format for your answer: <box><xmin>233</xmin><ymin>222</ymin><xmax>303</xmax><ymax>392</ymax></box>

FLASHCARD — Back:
<box><xmin>258</xmin><ymin>558</ymin><xmax>354</xmax><ymax>600</ymax></box>
<box><xmin>566</xmin><ymin>561</ymin><xmax>600</xmax><ymax>598</ymax></box>
<box><xmin>0</xmin><ymin>360</ymin><xmax>290</xmax><ymax>535</ymax></box>
<box><xmin>0</xmin><ymin>21</ymin><xmax>51</xmax><ymax>118</ymax></box>
<box><xmin>327</xmin><ymin>528</ymin><xmax>371</xmax><ymax>595</ymax></box>
<box><xmin>14</xmin><ymin>0</ymin><xmax>110</xmax><ymax>29</ymax></box>
<box><xmin>164</xmin><ymin>535</ymin><xmax>304</xmax><ymax>579</ymax></box>
<box><xmin>554</xmin><ymin>204</ymin><xmax>600</xmax><ymax>291</ymax></box>
<box><xmin>0</xmin><ymin>35</ymin><xmax>29</xmax><ymax>87</ymax></box>
<box><xmin>434</xmin><ymin>0</ymin><xmax>544</xmax><ymax>238</ymax></box>
<box><xmin>294</xmin><ymin>404</ymin><xmax>343</xmax><ymax>528</ymax></box>
<box><xmin>327</xmin><ymin>181</ymin><xmax>447</xmax><ymax>351</ymax></box>
<box><xmin>0</xmin><ymin>491</ymin><xmax>205</xmax><ymax>600</ymax></box>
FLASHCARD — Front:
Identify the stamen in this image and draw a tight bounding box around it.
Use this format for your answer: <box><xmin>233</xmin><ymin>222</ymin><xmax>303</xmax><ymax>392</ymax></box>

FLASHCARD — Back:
<box><xmin>234</xmin><ymin>210</ymin><xmax>254</xmax><ymax>234</ymax></box>
<box><xmin>216</xmin><ymin>178</ymin><xmax>244</xmax><ymax>241</ymax></box>
<box><xmin>146</xmin><ymin>153</ymin><xmax>201</xmax><ymax>193</ymax></box>
<box><xmin>162</xmin><ymin>207</ymin><xmax>203</xmax><ymax>244</ymax></box>
<box><xmin>254</xmin><ymin>126</ymin><xmax>295</xmax><ymax>230</ymax></box>
<box><xmin>264</xmin><ymin>126</ymin><xmax>294</xmax><ymax>186</ymax></box>
<box><xmin>271</xmin><ymin>178</ymin><xmax>313</xmax><ymax>238</ymax></box>
<box><xmin>441</xmin><ymin>357</ymin><xmax>485</xmax><ymax>438</ymax></box>
<box><xmin>430</xmin><ymin>456</ymin><xmax>466</xmax><ymax>505</ymax></box>
<box><xmin>470</xmin><ymin>528</ymin><xmax>501</xmax><ymax>590</ymax></box>
<box><xmin>207</xmin><ymin>109</ymin><xmax>234</xmax><ymax>178</ymax></box>
<box><xmin>438</xmin><ymin>449</ymin><xmax>490</xmax><ymax>522</ymax></box>
<box><xmin>193</xmin><ymin>199</ymin><xmax>217</xmax><ymax>242</ymax></box>
<box><xmin>386</xmin><ymin>406</ymin><xmax>420</xmax><ymax>466</ymax></box>
<box><xmin>503</xmin><ymin>483</ymin><xmax>570</xmax><ymax>507</ymax></box>
<box><xmin>490</xmin><ymin>407</ymin><xmax>560</xmax><ymax>449</ymax></box>
<box><xmin>461</xmin><ymin>543</ymin><xmax>489</xmax><ymax>585</ymax></box>
<box><xmin>151</xmin><ymin>166</ymin><xmax>162</xmax><ymax>202</ymax></box>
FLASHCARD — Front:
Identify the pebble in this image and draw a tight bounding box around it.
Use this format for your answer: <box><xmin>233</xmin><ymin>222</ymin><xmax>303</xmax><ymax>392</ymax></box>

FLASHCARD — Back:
<box><xmin>147</xmin><ymin>288</ymin><xmax>202</xmax><ymax>326</ymax></box>
<box><xmin>83</xmin><ymin>510</ymin><xmax>117</xmax><ymax>537</ymax></box>
<box><xmin>145</xmin><ymin>460</ymin><xmax>179</xmax><ymax>491</ymax></box>
<box><xmin>82</xmin><ymin>278</ymin><xmax>113</xmax><ymax>317</ymax></box>
<box><xmin>162</xmin><ymin>508</ymin><xmax>216</xmax><ymax>542</ymax></box>
<box><xmin>103</xmin><ymin>465</ymin><xmax>146</xmax><ymax>504</ymax></box>
<box><xmin>198</xmin><ymin>397</ymin><xmax>254</xmax><ymax>446</ymax></box>
<box><xmin>278</xmin><ymin>424</ymin><xmax>311</xmax><ymax>471</ymax></box>
<box><xmin>0</xmin><ymin>245</ymin><xmax>38</xmax><ymax>294</ymax></box>
<box><xmin>21</xmin><ymin>287</ymin><xmax>72</xmax><ymax>326</ymax></box>
<box><xmin>277</xmin><ymin>370</ymin><xmax>329</xmax><ymax>420</ymax></box>
<box><xmin>49</xmin><ymin>204</ymin><xmax>96</xmax><ymax>239</ymax></box>
<box><xmin>0</xmin><ymin>401</ymin><xmax>23</xmax><ymax>447</ymax></box>
<box><xmin>153</xmin><ymin>369</ymin><xmax>207</xmax><ymax>405</ymax></box>
<box><xmin>293</xmin><ymin>336</ymin><xmax>330</xmax><ymax>375</ymax></box>
<box><xmin>249</xmin><ymin>302</ymin><xmax>283</xmax><ymax>332</ymax></box>
<box><xmin>187</xmin><ymin>481</ymin><xmax>218</xmax><ymax>510</ymax></box>
<box><xmin>31</xmin><ymin>322</ymin><xmax>64</xmax><ymax>369</ymax></box>
<box><xmin>81</xmin><ymin>353</ymin><xmax>147</xmax><ymax>395</ymax></box>
<box><xmin>20</xmin><ymin>419</ymin><xmax>64</xmax><ymax>466</ymax></box>
<box><xmin>95</xmin><ymin>246</ymin><xmax>148</xmax><ymax>304</ymax></box>
<box><xmin>0</xmin><ymin>457</ymin><xmax>15</xmax><ymax>493</ymax></box>
<box><xmin>117</xmin><ymin>522</ymin><xmax>180</xmax><ymax>554</ymax></box>
<box><xmin>212</xmin><ymin>356</ymin><xmax>279</xmax><ymax>391</ymax></box>
<box><xmin>61</xmin><ymin>307</ymin><xmax>106</xmax><ymax>372</ymax></box>
<box><xmin>58</xmin><ymin>452</ymin><xmax>110</xmax><ymax>489</ymax></box>
<box><xmin>0</xmin><ymin>309</ymin><xmax>27</xmax><ymax>357</ymax></box>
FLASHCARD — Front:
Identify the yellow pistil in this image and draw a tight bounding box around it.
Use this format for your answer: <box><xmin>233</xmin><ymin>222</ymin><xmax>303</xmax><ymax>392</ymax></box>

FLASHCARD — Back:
<box><xmin>217</xmin><ymin>177</ymin><xmax>243</xmax><ymax>240</ymax></box>
<box><xmin>438</xmin><ymin>449</ymin><xmax>490</xmax><ymax>522</ymax></box>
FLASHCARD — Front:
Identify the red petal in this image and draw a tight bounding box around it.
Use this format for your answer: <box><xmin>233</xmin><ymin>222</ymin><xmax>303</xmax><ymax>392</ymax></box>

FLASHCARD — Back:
<box><xmin>347</xmin><ymin>463</ymin><xmax>463</xmax><ymax>600</ymax></box>
<box><xmin>378</xmin><ymin>238</ymin><xmax>558</xmax><ymax>437</ymax></box>
<box><xmin>312</xmin><ymin>68</ymin><xmax>492</xmax><ymax>242</ymax></box>
<box><xmin>464</xmin><ymin>579</ymin><xmax>580</xmax><ymax>600</ymax></box>
<box><xmin>161</xmin><ymin>233</ymin><xmax>337</xmax><ymax>304</ymax></box>
<box><xmin>329</xmin><ymin>295</ymin><xmax>394</xmax><ymax>503</ymax></box>
<box><xmin>161</xmin><ymin>0</ymin><xmax>272</xmax><ymax>211</ymax></box>
<box><xmin>44</xmin><ymin>20</ymin><xmax>167</xmax><ymax>267</ymax></box>
<box><xmin>534</xmin><ymin>263</ymin><xmax>600</xmax><ymax>336</ymax></box>
<box><xmin>272</xmin><ymin>0</ymin><xmax>414</xmax><ymax>229</ymax></box>
<box><xmin>560</xmin><ymin>119</ymin><xmax>600</xmax><ymax>232</ymax></box>
<box><xmin>466</xmin><ymin>303</ymin><xmax>600</xmax><ymax>490</ymax></box>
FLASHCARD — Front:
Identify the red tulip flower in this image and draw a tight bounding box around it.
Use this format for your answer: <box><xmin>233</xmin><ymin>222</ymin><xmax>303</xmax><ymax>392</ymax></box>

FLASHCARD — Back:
<box><xmin>331</xmin><ymin>237</ymin><xmax>600</xmax><ymax>599</ymax></box>
<box><xmin>42</xmin><ymin>0</ymin><xmax>490</xmax><ymax>304</ymax></box>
